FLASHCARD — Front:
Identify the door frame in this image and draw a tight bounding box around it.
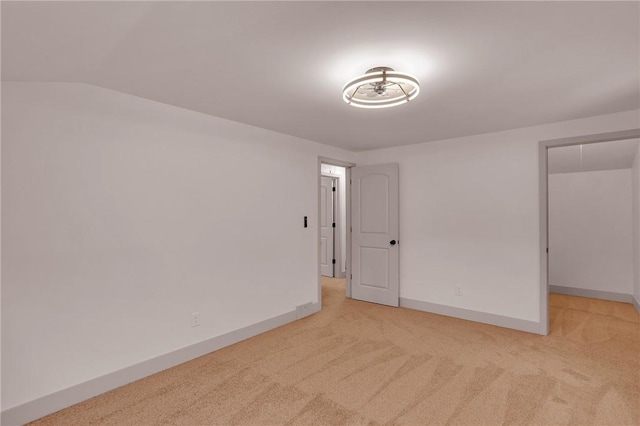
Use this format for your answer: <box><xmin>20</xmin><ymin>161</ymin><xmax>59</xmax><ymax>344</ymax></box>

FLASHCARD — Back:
<box><xmin>318</xmin><ymin>157</ymin><xmax>356</xmax><ymax>305</ymax></box>
<box><xmin>538</xmin><ymin>128</ymin><xmax>640</xmax><ymax>335</ymax></box>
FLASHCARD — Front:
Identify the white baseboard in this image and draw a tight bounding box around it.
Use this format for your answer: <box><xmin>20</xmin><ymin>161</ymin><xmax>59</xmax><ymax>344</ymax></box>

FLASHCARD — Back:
<box><xmin>399</xmin><ymin>298</ymin><xmax>541</xmax><ymax>335</ymax></box>
<box><xmin>549</xmin><ymin>285</ymin><xmax>636</xmax><ymax>305</ymax></box>
<box><xmin>1</xmin><ymin>304</ymin><xmax>319</xmax><ymax>426</ymax></box>
<box><xmin>633</xmin><ymin>296</ymin><xmax>640</xmax><ymax>314</ymax></box>
<box><xmin>295</xmin><ymin>301</ymin><xmax>321</xmax><ymax>319</ymax></box>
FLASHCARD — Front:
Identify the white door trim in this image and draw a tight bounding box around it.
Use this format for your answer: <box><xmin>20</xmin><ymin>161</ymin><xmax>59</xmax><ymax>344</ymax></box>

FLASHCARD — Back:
<box><xmin>318</xmin><ymin>157</ymin><xmax>356</xmax><ymax>304</ymax></box>
<box><xmin>538</xmin><ymin>128</ymin><xmax>640</xmax><ymax>335</ymax></box>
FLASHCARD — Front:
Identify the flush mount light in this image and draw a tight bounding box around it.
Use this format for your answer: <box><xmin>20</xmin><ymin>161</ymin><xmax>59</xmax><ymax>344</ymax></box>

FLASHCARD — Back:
<box><xmin>342</xmin><ymin>66</ymin><xmax>420</xmax><ymax>109</ymax></box>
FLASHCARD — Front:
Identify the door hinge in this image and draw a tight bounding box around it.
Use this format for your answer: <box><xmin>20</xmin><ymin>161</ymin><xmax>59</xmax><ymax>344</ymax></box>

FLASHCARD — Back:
<box><xmin>546</xmin><ymin>247</ymin><xmax>549</xmax><ymax>253</ymax></box>
<box><xmin>332</xmin><ymin>186</ymin><xmax>336</xmax><ymax>192</ymax></box>
<box><xmin>332</xmin><ymin>259</ymin><xmax>336</xmax><ymax>264</ymax></box>
<box><xmin>332</xmin><ymin>222</ymin><xmax>336</xmax><ymax>228</ymax></box>
<box><xmin>350</xmin><ymin>274</ymin><xmax>352</xmax><ymax>279</ymax></box>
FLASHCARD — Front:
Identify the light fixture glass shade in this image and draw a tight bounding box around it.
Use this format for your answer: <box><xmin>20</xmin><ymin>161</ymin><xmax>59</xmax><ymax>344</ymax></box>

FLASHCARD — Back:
<box><xmin>342</xmin><ymin>67</ymin><xmax>420</xmax><ymax>109</ymax></box>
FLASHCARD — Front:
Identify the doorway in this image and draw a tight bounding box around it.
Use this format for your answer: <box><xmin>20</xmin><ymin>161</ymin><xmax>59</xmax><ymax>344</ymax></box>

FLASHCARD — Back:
<box><xmin>318</xmin><ymin>158</ymin><xmax>354</xmax><ymax>305</ymax></box>
<box><xmin>317</xmin><ymin>158</ymin><xmax>401</xmax><ymax>309</ymax></box>
<box><xmin>539</xmin><ymin>128</ymin><xmax>640</xmax><ymax>335</ymax></box>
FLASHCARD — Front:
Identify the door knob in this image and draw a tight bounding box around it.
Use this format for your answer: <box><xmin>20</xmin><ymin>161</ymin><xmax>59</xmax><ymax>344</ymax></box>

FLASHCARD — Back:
<box><xmin>390</xmin><ymin>240</ymin><xmax>397</xmax><ymax>245</ymax></box>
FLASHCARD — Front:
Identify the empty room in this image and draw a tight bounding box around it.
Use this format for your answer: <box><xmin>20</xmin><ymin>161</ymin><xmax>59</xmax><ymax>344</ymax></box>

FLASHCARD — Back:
<box><xmin>2</xmin><ymin>2</ymin><xmax>639</xmax><ymax>425</ymax></box>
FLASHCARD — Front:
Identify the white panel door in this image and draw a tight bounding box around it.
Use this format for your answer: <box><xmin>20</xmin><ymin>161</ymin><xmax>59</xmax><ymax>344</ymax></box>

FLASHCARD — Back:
<box><xmin>351</xmin><ymin>163</ymin><xmax>399</xmax><ymax>306</ymax></box>
<box><xmin>320</xmin><ymin>176</ymin><xmax>335</xmax><ymax>277</ymax></box>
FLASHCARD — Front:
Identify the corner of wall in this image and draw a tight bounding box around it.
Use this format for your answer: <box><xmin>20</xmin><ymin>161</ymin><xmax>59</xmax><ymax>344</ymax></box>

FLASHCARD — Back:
<box><xmin>632</xmin><ymin>142</ymin><xmax>640</xmax><ymax>311</ymax></box>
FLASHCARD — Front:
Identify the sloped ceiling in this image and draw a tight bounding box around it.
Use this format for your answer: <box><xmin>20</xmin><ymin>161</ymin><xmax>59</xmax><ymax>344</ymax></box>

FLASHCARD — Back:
<box><xmin>2</xmin><ymin>1</ymin><xmax>639</xmax><ymax>151</ymax></box>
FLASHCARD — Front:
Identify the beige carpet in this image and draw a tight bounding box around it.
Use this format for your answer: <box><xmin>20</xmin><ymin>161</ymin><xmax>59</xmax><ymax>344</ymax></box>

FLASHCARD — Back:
<box><xmin>31</xmin><ymin>278</ymin><xmax>640</xmax><ymax>425</ymax></box>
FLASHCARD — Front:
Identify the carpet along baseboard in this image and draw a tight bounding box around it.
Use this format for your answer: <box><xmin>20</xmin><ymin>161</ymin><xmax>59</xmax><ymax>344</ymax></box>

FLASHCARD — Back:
<box><xmin>399</xmin><ymin>298</ymin><xmax>541</xmax><ymax>335</ymax></box>
<box><xmin>1</xmin><ymin>302</ymin><xmax>320</xmax><ymax>426</ymax></box>
<box><xmin>549</xmin><ymin>285</ymin><xmax>636</xmax><ymax>305</ymax></box>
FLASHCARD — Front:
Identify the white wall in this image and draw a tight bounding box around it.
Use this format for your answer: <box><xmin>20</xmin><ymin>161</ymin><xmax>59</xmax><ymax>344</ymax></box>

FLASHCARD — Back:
<box><xmin>0</xmin><ymin>60</ymin><xmax>3</xmax><ymax>415</ymax></box>
<box><xmin>1</xmin><ymin>82</ymin><xmax>355</xmax><ymax>410</ymax></box>
<box><xmin>548</xmin><ymin>169</ymin><xmax>633</xmax><ymax>294</ymax></box>
<box><xmin>632</xmin><ymin>143</ymin><xmax>640</xmax><ymax>306</ymax></box>
<box><xmin>355</xmin><ymin>110</ymin><xmax>640</xmax><ymax>323</ymax></box>
<box><xmin>320</xmin><ymin>164</ymin><xmax>347</xmax><ymax>276</ymax></box>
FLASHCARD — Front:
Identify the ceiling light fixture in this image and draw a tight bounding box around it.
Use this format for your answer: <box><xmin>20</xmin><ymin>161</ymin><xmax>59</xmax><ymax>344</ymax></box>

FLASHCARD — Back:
<box><xmin>342</xmin><ymin>66</ymin><xmax>420</xmax><ymax>109</ymax></box>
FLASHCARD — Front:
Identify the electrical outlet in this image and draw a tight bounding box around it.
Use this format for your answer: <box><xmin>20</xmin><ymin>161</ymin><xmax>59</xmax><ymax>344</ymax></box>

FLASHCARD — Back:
<box><xmin>191</xmin><ymin>312</ymin><xmax>200</xmax><ymax>327</ymax></box>
<box><xmin>455</xmin><ymin>286</ymin><xmax>462</xmax><ymax>296</ymax></box>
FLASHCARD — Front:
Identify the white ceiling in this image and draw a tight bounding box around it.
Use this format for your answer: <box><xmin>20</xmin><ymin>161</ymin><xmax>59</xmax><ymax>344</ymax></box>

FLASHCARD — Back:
<box><xmin>548</xmin><ymin>139</ymin><xmax>640</xmax><ymax>174</ymax></box>
<box><xmin>2</xmin><ymin>2</ymin><xmax>639</xmax><ymax>151</ymax></box>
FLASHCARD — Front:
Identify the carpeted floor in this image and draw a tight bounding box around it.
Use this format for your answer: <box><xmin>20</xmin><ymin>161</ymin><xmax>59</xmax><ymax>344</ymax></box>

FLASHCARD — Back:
<box><xmin>31</xmin><ymin>278</ymin><xmax>639</xmax><ymax>425</ymax></box>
